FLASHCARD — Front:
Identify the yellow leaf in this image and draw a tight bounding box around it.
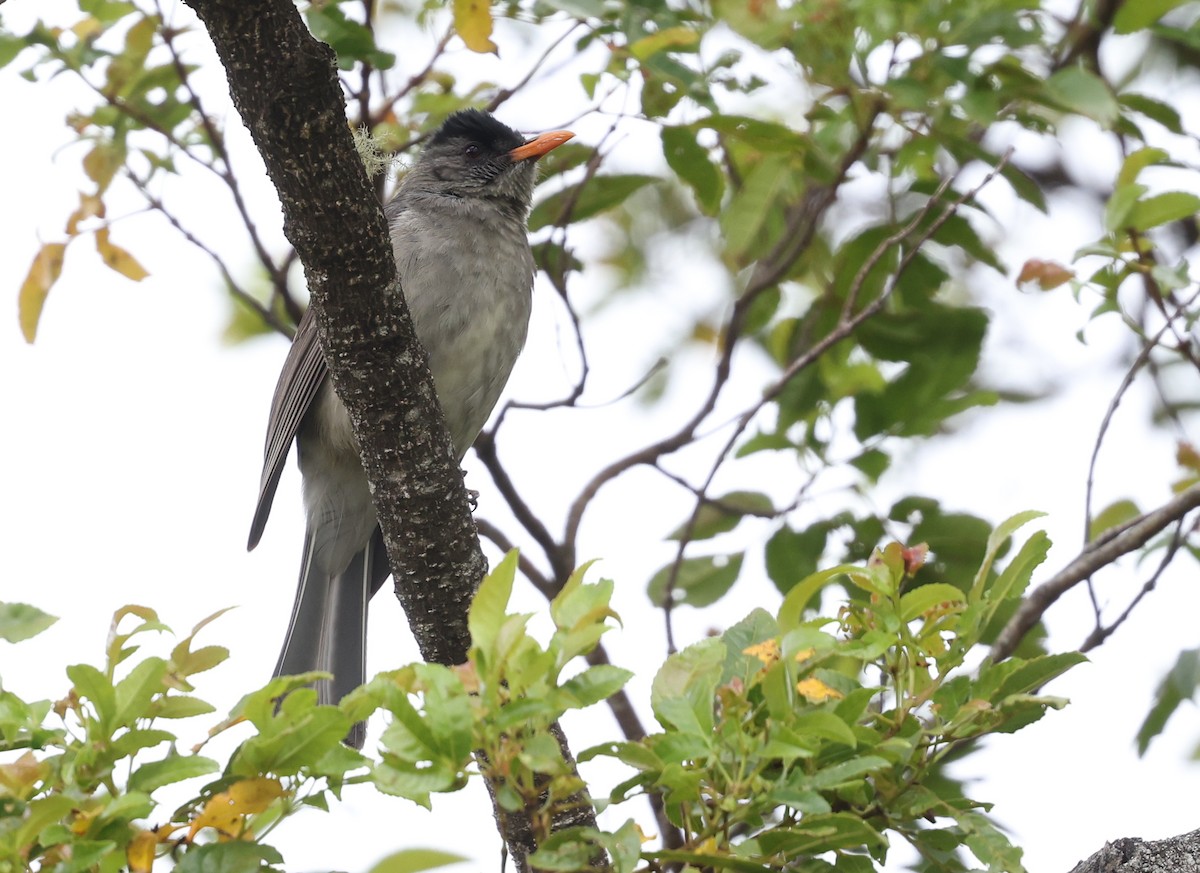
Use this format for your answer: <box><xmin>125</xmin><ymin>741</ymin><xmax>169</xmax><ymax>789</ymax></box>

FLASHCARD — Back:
<box><xmin>18</xmin><ymin>242</ymin><xmax>68</xmax><ymax>343</ymax></box>
<box><xmin>796</xmin><ymin>677</ymin><xmax>843</xmax><ymax>703</ymax></box>
<box><xmin>71</xmin><ymin>16</ymin><xmax>103</xmax><ymax>40</ymax></box>
<box><xmin>70</xmin><ymin>804</ymin><xmax>101</xmax><ymax>835</ymax></box>
<box><xmin>743</xmin><ymin>639</ymin><xmax>780</xmax><ymax>666</ymax></box>
<box><xmin>95</xmin><ymin>228</ymin><xmax>149</xmax><ymax>282</ymax></box>
<box><xmin>227</xmin><ymin>776</ymin><xmax>285</xmax><ymax>814</ymax></box>
<box><xmin>630</xmin><ymin>26</ymin><xmax>700</xmax><ymax>61</ymax></box>
<box><xmin>188</xmin><ymin>792</ymin><xmax>244</xmax><ymax>841</ymax></box>
<box><xmin>186</xmin><ymin>778</ymin><xmax>281</xmax><ymax>842</ymax></box>
<box><xmin>126</xmin><ymin>829</ymin><xmax>158</xmax><ymax>873</ymax></box>
<box><xmin>0</xmin><ymin>751</ymin><xmax>45</xmax><ymax>798</ymax></box>
<box><xmin>453</xmin><ymin>0</ymin><xmax>497</xmax><ymax>54</ymax></box>
<box><xmin>82</xmin><ymin>142</ymin><xmax>123</xmax><ymax>193</ymax></box>
<box><xmin>66</xmin><ymin>192</ymin><xmax>106</xmax><ymax>236</ymax></box>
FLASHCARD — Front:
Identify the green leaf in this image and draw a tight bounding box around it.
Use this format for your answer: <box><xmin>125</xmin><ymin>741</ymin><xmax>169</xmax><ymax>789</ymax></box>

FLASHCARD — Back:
<box><xmin>778</xmin><ymin>564</ymin><xmax>874</xmax><ymax>631</ymax></box>
<box><xmin>559</xmin><ymin>665</ymin><xmax>633</xmax><ymax>708</ymax></box>
<box><xmin>0</xmin><ymin>32</ymin><xmax>26</xmax><ymax>70</ymax></box>
<box><xmin>1104</xmin><ymin>182</ymin><xmax>1147</xmax><ymax>233</ymax></box>
<box><xmin>1116</xmin><ymin>147</ymin><xmax>1170</xmax><ymax>189</ymax></box>
<box><xmin>968</xmin><ymin>510</ymin><xmax>1045</xmax><ymax>602</ymax></box>
<box><xmin>792</xmin><ymin>710</ymin><xmax>857</xmax><ymax>747</ymax></box>
<box><xmin>850</xmin><ymin>448</ymin><xmax>890</xmax><ymax>482</ymax></box>
<box><xmin>1043</xmin><ymin>67</ymin><xmax>1119</xmax><ymax>126</ymax></box>
<box><xmin>983</xmin><ymin>652</ymin><xmax>1086</xmax><ymax>701</ymax></box>
<box><xmin>809</xmin><ymin>755</ymin><xmax>890</xmax><ymax>790</ymax></box>
<box><xmin>854</xmin><ymin>305</ymin><xmax>991</xmax><ymax>439</ymax></box>
<box><xmin>79</xmin><ymin>0</ymin><xmax>137</xmax><ymax>22</ymax></box>
<box><xmin>111</xmin><ymin>728</ymin><xmax>176</xmax><ymax>757</ymax></box>
<box><xmin>528</xmin><ymin>174</ymin><xmax>659</xmax><ymax>231</ymax></box>
<box><xmin>174</xmin><ymin>842</ymin><xmax>284</xmax><ymax>873</ymax></box>
<box><xmin>899</xmin><ymin>583</ymin><xmax>966</xmax><ymax>622</ymax></box>
<box><xmin>114</xmin><ymin>657</ymin><xmax>167</xmax><ymax>726</ymax></box>
<box><xmin>647</xmin><ymin>850</ymin><xmax>778</xmax><ymax>872</ymax></box>
<box><xmin>647</xmin><ymin>553</ymin><xmax>744</xmax><ymax>608</ymax></box>
<box><xmin>1138</xmin><ymin>649</ymin><xmax>1200</xmax><ymax>754</ymax></box>
<box><xmin>720</xmin><ymin>155</ymin><xmax>790</xmax><ymax>259</ymax></box>
<box><xmin>1114</xmin><ymin>0</ymin><xmax>1188</xmax><ymax>33</ymax></box>
<box><xmin>305</xmin><ymin>4</ymin><xmax>397</xmax><ymax>69</ymax></box>
<box><xmin>234</xmin><ymin>692</ymin><xmax>354</xmax><ymax>777</ymax></box>
<box><xmin>129</xmin><ymin>754</ymin><xmax>220</xmax><ymax>793</ymax></box>
<box><xmin>368</xmin><ymin>849</ymin><xmax>469</xmax><ymax>873</ymax></box>
<box><xmin>153</xmin><ymin>695</ymin><xmax>217</xmax><ymax>719</ymax></box>
<box><xmin>580</xmin><ymin>739</ymin><xmax>662</xmax><ymax>770</ymax></box>
<box><xmin>1127</xmin><ymin>191</ymin><xmax>1200</xmax><ymax>232</ymax></box>
<box><xmin>1120</xmin><ymin>94</ymin><xmax>1183</xmax><ymax>134</ymax></box>
<box><xmin>652</xmin><ymin>637</ymin><xmax>724</xmax><ymax>735</ymax></box>
<box><xmin>960</xmin><ymin>810</ymin><xmax>1026</xmax><ymax>871</ymax></box>
<box><xmin>469</xmin><ymin>550</ymin><xmax>519</xmax><ymax>659</ymax></box>
<box><xmin>662</xmin><ymin>125</ymin><xmax>723</xmax><ymax>214</ymax></box>
<box><xmin>172</xmin><ymin>643</ymin><xmax>230</xmax><ymax>678</ymax></box>
<box><xmin>14</xmin><ymin>795</ymin><xmax>74</xmax><ymax>848</ymax></box>
<box><xmin>761</xmin><ymin>724</ymin><xmax>819</xmax><ymax>760</ymax></box>
<box><xmin>67</xmin><ymin>663</ymin><xmax>117</xmax><ymax>727</ymax></box>
<box><xmin>765</xmin><ymin>525</ymin><xmax>830</xmax><ymax>595</ymax></box>
<box><xmin>0</xmin><ymin>602</ymin><xmax>57</xmax><ymax>642</ymax></box>
<box><xmin>984</xmin><ymin>530</ymin><xmax>1050</xmax><ymax>618</ymax></box>
<box><xmin>755</xmin><ymin>813</ymin><xmax>887</xmax><ymax>856</ymax></box>
<box><xmin>668</xmin><ymin>491</ymin><xmax>774</xmax><ymax>541</ymax></box>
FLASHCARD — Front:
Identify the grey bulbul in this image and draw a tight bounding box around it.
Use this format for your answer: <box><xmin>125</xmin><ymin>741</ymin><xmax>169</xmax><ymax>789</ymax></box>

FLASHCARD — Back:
<box><xmin>247</xmin><ymin>110</ymin><xmax>573</xmax><ymax>747</ymax></box>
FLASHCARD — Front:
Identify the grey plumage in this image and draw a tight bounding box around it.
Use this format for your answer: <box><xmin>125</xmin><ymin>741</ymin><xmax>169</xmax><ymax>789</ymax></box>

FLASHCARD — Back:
<box><xmin>248</xmin><ymin>110</ymin><xmax>573</xmax><ymax>748</ymax></box>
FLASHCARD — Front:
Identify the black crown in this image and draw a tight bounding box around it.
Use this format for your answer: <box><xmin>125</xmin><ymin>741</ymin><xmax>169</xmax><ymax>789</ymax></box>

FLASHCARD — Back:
<box><xmin>431</xmin><ymin>109</ymin><xmax>524</xmax><ymax>152</ymax></box>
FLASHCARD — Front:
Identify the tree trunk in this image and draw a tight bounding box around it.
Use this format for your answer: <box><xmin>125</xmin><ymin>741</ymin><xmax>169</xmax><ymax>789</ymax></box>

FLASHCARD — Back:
<box><xmin>179</xmin><ymin>2</ymin><xmax>606</xmax><ymax>868</ymax></box>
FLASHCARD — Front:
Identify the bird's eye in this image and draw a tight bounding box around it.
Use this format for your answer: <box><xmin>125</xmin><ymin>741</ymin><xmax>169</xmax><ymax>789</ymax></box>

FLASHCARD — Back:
<box><xmin>464</xmin><ymin>143</ymin><xmax>481</xmax><ymax>159</ymax></box>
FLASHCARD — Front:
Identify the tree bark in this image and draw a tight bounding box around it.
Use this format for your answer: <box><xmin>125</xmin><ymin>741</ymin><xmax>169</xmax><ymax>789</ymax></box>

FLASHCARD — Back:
<box><xmin>179</xmin><ymin>1</ymin><xmax>604</xmax><ymax>868</ymax></box>
<box><xmin>1069</xmin><ymin>828</ymin><xmax>1200</xmax><ymax>873</ymax></box>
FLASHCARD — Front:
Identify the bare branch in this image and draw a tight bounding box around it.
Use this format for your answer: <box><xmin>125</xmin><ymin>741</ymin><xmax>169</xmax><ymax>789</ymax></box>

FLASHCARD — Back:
<box><xmin>561</xmin><ymin>110</ymin><xmax>881</xmax><ymax>560</ymax></box>
<box><xmin>128</xmin><ymin>172</ymin><xmax>290</xmax><ymax>335</ymax></box>
<box><xmin>991</xmin><ymin>482</ymin><xmax>1200</xmax><ymax>662</ymax></box>
<box><xmin>1083</xmin><ymin>286</ymin><xmax>1200</xmax><ymax>547</ymax></box>
<box><xmin>1079</xmin><ymin>518</ymin><xmax>1189</xmax><ymax>653</ymax></box>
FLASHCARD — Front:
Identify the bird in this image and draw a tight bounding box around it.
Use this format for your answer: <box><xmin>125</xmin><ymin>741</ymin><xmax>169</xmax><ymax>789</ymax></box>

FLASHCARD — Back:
<box><xmin>247</xmin><ymin>109</ymin><xmax>574</xmax><ymax>748</ymax></box>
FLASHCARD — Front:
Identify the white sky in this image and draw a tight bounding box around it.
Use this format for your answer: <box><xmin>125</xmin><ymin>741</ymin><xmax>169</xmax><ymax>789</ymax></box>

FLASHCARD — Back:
<box><xmin>3</xmin><ymin>3</ymin><xmax>1200</xmax><ymax>872</ymax></box>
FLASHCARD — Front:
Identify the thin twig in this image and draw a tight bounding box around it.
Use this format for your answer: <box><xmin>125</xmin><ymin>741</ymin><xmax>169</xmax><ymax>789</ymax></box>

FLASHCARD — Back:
<box><xmin>560</xmin><ymin>111</ymin><xmax>881</xmax><ymax>567</ymax></box>
<box><xmin>1078</xmin><ymin>517</ymin><xmax>1190</xmax><ymax>653</ymax></box>
<box><xmin>128</xmin><ymin>172</ymin><xmax>289</xmax><ymax>334</ymax></box>
<box><xmin>1082</xmin><ymin>287</ymin><xmax>1200</xmax><ymax>548</ymax></box>
<box><xmin>990</xmin><ymin>482</ymin><xmax>1200</xmax><ymax>662</ymax></box>
<box><xmin>157</xmin><ymin>3</ymin><xmax>289</xmax><ymax>305</ymax></box>
<box><xmin>474</xmin><ymin>429</ymin><xmax>571</xmax><ymax>582</ymax></box>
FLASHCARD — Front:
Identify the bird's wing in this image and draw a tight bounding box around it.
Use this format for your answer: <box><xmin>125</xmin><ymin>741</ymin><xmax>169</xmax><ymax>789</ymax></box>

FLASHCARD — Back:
<box><xmin>248</xmin><ymin>306</ymin><xmax>327</xmax><ymax>550</ymax></box>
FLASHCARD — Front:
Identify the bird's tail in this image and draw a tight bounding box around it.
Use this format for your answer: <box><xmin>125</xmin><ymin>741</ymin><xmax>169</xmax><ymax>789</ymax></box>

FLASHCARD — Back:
<box><xmin>274</xmin><ymin>530</ymin><xmax>375</xmax><ymax>749</ymax></box>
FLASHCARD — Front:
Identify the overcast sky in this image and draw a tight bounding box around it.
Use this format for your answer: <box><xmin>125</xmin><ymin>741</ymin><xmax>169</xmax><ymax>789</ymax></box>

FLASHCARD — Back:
<box><xmin>4</xmin><ymin>3</ymin><xmax>1200</xmax><ymax>872</ymax></box>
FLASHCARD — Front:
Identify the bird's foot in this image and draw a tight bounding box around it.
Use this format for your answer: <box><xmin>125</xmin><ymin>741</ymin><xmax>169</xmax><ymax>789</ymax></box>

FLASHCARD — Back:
<box><xmin>459</xmin><ymin>468</ymin><xmax>479</xmax><ymax>510</ymax></box>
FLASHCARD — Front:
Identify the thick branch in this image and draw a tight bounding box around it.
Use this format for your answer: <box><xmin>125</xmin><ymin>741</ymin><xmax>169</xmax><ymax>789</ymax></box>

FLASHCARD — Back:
<box><xmin>1069</xmin><ymin>828</ymin><xmax>1200</xmax><ymax>873</ymax></box>
<box><xmin>990</xmin><ymin>482</ymin><xmax>1200</xmax><ymax>662</ymax></box>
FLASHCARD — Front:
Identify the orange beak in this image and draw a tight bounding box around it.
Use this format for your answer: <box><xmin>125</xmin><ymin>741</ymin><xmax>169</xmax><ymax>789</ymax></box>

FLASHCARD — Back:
<box><xmin>508</xmin><ymin>130</ymin><xmax>574</xmax><ymax>162</ymax></box>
